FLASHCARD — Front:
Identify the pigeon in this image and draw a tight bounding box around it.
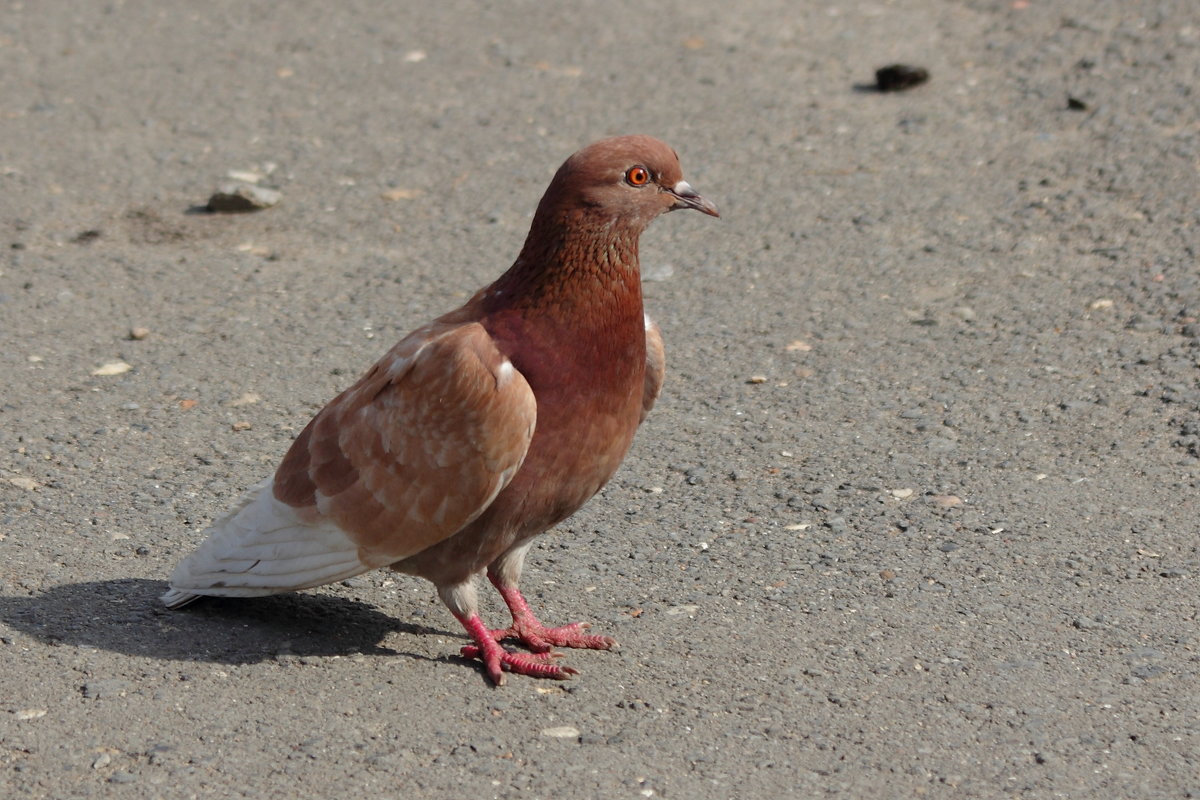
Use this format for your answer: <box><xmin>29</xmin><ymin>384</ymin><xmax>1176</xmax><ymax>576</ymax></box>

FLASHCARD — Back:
<box><xmin>162</xmin><ymin>135</ymin><xmax>719</xmax><ymax>684</ymax></box>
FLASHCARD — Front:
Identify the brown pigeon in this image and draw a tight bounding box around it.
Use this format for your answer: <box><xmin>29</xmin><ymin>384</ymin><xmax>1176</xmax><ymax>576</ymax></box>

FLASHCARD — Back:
<box><xmin>162</xmin><ymin>135</ymin><xmax>719</xmax><ymax>684</ymax></box>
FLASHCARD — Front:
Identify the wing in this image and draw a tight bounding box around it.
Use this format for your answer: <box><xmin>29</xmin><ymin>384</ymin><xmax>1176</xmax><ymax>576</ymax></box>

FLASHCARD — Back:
<box><xmin>163</xmin><ymin>322</ymin><xmax>536</xmax><ymax>603</ymax></box>
<box><xmin>640</xmin><ymin>313</ymin><xmax>666</xmax><ymax>424</ymax></box>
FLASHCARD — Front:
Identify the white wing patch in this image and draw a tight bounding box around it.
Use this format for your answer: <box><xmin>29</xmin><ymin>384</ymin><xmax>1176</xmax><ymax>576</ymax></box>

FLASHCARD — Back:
<box><xmin>161</xmin><ymin>479</ymin><xmax>370</xmax><ymax>607</ymax></box>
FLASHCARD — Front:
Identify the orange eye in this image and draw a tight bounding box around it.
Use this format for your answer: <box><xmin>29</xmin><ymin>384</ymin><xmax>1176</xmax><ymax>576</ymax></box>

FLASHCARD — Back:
<box><xmin>625</xmin><ymin>166</ymin><xmax>650</xmax><ymax>186</ymax></box>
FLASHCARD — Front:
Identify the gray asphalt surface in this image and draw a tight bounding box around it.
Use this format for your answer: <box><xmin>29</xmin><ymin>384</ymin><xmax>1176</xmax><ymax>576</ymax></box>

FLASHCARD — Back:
<box><xmin>2</xmin><ymin>1</ymin><xmax>1199</xmax><ymax>797</ymax></box>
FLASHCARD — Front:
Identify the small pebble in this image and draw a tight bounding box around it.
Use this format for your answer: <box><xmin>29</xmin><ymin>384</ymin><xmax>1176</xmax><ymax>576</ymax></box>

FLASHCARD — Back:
<box><xmin>92</xmin><ymin>360</ymin><xmax>132</xmax><ymax>376</ymax></box>
<box><xmin>128</xmin><ymin>327</ymin><xmax>151</xmax><ymax>340</ymax></box>
<box><xmin>875</xmin><ymin>64</ymin><xmax>930</xmax><ymax>92</ymax></box>
<box><xmin>541</xmin><ymin>726</ymin><xmax>581</xmax><ymax>738</ymax></box>
<box><xmin>207</xmin><ymin>183</ymin><xmax>281</xmax><ymax>213</ymax></box>
<box><xmin>6</xmin><ymin>476</ymin><xmax>41</xmax><ymax>491</ymax></box>
<box><xmin>227</xmin><ymin>169</ymin><xmax>264</xmax><ymax>184</ymax></box>
<box><xmin>83</xmin><ymin>679</ymin><xmax>131</xmax><ymax>699</ymax></box>
<box><xmin>665</xmin><ymin>605</ymin><xmax>700</xmax><ymax>616</ymax></box>
<box><xmin>72</xmin><ymin>229</ymin><xmax>102</xmax><ymax>244</ymax></box>
<box><xmin>381</xmin><ymin>188</ymin><xmax>422</xmax><ymax>201</ymax></box>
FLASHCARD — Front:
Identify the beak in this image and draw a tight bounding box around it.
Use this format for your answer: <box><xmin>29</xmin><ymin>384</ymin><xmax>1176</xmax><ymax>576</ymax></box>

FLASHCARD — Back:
<box><xmin>667</xmin><ymin>180</ymin><xmax>720</xmax><ymax>218</ymax></box>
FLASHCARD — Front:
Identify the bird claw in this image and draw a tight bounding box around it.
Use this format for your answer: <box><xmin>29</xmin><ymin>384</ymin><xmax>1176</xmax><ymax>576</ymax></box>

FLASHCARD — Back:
<box><xmin>487</xmin><ymin>580</ymin><xmax>618</xmax><ymax>653</ymax></box>
<box><xmin>460</xmin><ymin>644</ymin><xmax>579</xmax><ymax>684</ymax></box>
<box><xmin>488</xmin><ymin>619</ymin><xmax>617</xmax><ymax>653</ymax></box>
<box><xmin>456</xmin><ymin>612</ymin><xmax>585</xmax><ymax>684</ymax></box>
<box><xmin>456</xmin><ymin>593</ymin><xmax>615</xmax><ymax>683</ymax></box>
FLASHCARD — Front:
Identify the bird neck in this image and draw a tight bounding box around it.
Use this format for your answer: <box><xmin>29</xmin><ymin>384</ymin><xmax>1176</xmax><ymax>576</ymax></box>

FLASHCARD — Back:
<box><xmin>479</xmin><ymin>214</ymin><xmax>648</xmax><ymax>406</ymax></box>
<box><xmin>485</xmin><ymin>211</ymin><xmax>645</xmax><ymax>323</ymax></box>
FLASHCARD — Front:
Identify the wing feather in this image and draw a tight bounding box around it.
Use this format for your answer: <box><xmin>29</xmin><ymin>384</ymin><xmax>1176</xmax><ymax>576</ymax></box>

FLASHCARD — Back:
<box><xmin>163</xmin><ymin>321</ymin><xmax>536</xmax><ymax>605</ymax></box>
<box><xmin>274</xmin><ymin>321</ymin><xmax>536</xmax><ymax>563</ymax></box>
<box><xmin>161</xmin><ymin>478</ymin><xmax>368</xmax><ymax>606</ymax></box>
<box><xmin>641</xmin><ymin>314</ymin><xmax>666</xmax><ymax>423</ymax></box>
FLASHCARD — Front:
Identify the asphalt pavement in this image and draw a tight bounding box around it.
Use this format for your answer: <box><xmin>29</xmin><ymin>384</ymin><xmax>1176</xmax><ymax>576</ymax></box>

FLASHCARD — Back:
<box><xmin>1</xmin><ymin>2</ymin><xmax>1198</xmax><ymax>797</ymax></box>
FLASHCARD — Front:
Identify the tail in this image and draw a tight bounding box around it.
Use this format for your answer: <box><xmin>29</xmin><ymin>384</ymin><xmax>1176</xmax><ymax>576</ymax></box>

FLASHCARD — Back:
<box><xmin>161</xmin><ymin>479</ymin><xmax>372</xmax><ymax>608</ymax></box>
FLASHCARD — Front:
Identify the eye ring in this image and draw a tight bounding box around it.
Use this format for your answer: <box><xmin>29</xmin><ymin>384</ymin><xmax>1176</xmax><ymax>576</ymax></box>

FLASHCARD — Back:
<box><xmin>625</xmin><ymin>166</ymin><xmax>651</xmax><ymax>187</ymax></box>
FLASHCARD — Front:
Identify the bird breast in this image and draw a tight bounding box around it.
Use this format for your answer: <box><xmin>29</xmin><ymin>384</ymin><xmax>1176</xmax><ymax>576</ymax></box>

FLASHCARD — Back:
<box><xmin>485</xmin><ymin>300</ymin><xmax>647</xmax><ymax>526</ymax></box>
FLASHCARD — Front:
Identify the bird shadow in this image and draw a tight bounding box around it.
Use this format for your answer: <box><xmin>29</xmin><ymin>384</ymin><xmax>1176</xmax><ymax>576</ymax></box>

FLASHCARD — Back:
<box><xmin>0</xmin><ymin>578</ymin><xmax>461</xmax><ymax>667</ymax></box>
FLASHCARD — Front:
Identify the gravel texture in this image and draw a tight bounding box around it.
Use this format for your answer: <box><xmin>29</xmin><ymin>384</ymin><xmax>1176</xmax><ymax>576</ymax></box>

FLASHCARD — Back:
<box><xmin>2</xmin><ymin>1</ymin><xmax>1199</xmax><ymax>797</ymax></box>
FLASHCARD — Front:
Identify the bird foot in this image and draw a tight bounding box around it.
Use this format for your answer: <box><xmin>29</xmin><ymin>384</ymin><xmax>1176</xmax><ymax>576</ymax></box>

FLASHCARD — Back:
<box><xmin>459</xmin><ymin>643</ymin><xmax>578</xmax><ymax>685</ymax></box>
<box><xmin>456</xmin><ymin>613</ymin><xmax>578</xmax><ymax>685</ymax></box>
<box><xmin>486</xmin><ymin>579</ymin><xmax>617</xmax><ymax>653</ymax></box>
<box><xmin>489</xmin><ymin>620</ymin><xmax>616</xmax><ymax>654</ymax></box>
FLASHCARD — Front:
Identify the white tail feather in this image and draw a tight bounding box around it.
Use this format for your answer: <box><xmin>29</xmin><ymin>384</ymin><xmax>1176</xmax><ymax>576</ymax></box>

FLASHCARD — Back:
<box><xmin>162</xmin><ymin>479</ymin><xmax>372</xmax><ymax>607</ymax></box>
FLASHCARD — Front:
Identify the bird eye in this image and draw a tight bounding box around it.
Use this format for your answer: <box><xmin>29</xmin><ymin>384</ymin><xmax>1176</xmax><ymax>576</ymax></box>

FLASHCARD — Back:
<box><xmin>625</xmin><ymin>166</ymin><xmax>650</xmax><ymax>187</ymax></box>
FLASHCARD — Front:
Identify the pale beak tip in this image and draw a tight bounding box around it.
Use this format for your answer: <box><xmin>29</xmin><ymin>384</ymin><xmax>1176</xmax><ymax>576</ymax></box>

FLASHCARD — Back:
<box><xmin>671</xmin><ymin>180</ymin><xmax>720</xmax><ymax>218</ymax></box>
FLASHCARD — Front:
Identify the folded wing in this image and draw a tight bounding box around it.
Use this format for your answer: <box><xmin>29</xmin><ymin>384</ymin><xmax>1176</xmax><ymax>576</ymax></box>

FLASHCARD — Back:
<box><xmin>163</xmin><ymin>322</ymin><xmax>536</xmax><ymax>606</ymax></box>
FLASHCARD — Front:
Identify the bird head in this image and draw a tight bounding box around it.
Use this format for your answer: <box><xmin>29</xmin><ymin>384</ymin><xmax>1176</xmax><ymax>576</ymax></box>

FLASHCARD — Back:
<box><xmin>540</xmin><ymin>135</ymin><xmax>719</xmax><ymax>231</ymax></box>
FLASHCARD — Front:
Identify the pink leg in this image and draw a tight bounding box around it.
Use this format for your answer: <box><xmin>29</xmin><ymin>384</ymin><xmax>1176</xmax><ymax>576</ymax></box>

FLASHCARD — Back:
<box><xmin>485</xmin><ymin>574</ymin><xmax>617</xmax><ymax>653</ymax></box>
<box><xmin>454</xmin><ymin>612</ymin><xmax>578</xmax><ymax>685</ymax></box>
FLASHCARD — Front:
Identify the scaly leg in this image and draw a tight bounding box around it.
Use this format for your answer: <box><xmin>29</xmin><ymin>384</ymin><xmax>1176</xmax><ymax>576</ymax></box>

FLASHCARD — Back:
<box><xmin>440</xmin><ymin>573</ymin><xmax>579</xmax><ymax>685</ymax></box>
